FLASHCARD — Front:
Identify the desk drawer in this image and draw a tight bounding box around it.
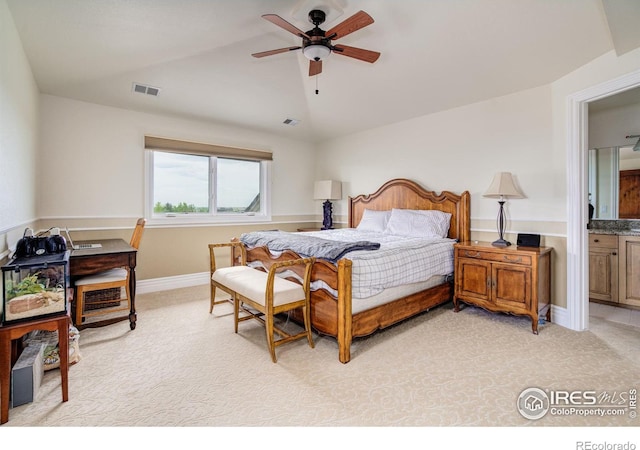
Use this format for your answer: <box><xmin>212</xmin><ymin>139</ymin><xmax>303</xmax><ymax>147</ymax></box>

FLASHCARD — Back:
<box><xmin>70</xmin><ymin>253</ymin><xmax>135</xmax><ymax>277</ymax></box>
<box><xmin>456</xmin><ymin>248</ymin><xmax>532</xmax><ymax>266</ymax></box>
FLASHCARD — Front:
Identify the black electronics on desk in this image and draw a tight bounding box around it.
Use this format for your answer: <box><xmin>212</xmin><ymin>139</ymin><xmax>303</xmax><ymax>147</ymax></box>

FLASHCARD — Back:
<box><xmin>516</xmin><ymin>233</ymin><xmax>541</xmax><ymax>248</ymax></box>
<box><xmin>15</xmin><ymin>229</ymin><xmax>66</xmax><ymax>258</ymax></box>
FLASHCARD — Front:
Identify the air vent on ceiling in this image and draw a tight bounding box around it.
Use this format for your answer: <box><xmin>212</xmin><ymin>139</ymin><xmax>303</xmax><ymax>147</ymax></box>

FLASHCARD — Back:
<box><xmin>132</xmin><ymin>82</ymin><xmax>161</xmax><ymax>97</ymax></box>
<box><xmin>283</xmin><ymin>118</ymin><xmax>300</xmax><ymax>126</ymax></box>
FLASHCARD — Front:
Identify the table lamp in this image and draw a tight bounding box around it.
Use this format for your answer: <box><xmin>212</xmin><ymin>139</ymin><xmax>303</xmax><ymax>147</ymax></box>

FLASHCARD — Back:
<box><xmin>483</xmin><ymin>172</ymin><xmax>524</xmax><ymax>247</ymax></box>
<box><xmin>314</xmin><ymin>180</ymin><xmax>342</xmax><ymax>230</ymax></box>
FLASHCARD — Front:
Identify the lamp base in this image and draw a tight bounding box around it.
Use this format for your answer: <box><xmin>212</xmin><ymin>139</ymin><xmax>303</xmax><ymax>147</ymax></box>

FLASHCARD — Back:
<box><xmin>491</xmin><ymin>238</ymin><xmax>511</xmax><ymax>248</ymax></box>
<box><xmin>322</xmin><ymin>200</ymin><xmax>334</xmax><ymax>230</ymax></box>
<box><xmin>492</xmin><ymin>199</ymin><xmax>510</xmax><ymax>247</ymax></box>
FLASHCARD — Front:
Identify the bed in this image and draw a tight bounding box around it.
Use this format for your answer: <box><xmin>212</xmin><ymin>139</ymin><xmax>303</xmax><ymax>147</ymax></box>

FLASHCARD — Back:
<box><xmin>232</xmin><ymin>178</ymin><xmax>470</xmax><ymax>363</ymax></box>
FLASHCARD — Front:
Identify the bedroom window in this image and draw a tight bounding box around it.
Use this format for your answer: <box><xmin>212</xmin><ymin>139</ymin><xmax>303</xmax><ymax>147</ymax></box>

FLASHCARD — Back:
<box><xmin>144</xmin><ymin>136</ymin><xmax>271</xmax><ymax>225</ymax></box>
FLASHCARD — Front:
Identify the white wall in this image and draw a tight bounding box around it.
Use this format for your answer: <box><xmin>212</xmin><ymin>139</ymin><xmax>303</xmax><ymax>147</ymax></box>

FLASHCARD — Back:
<box><xmin>37</xmin><ymin>95</ymin><xmax>317</xmax><ymax>221</ymax></box>
<box><xmin>589</xmin><ymin>100</ymin><xmax>640</xmax><ymax>149</ymax></box>
<box><xmin>316</xmin><ymin>84</ymin><xmax>560</xmax><ymax>232</ymax></box>
<box><xmin>0</xmin><ymin>0</ymin><xmax>39</xmax><ymax>247</ymax></box>
<box><xmin>589</xmin><ymin>97</ymin><xmax>640</xmax><ymax>174</ymax></box>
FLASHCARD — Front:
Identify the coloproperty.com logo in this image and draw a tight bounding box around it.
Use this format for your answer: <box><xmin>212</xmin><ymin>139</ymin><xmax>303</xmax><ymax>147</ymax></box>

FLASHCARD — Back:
<box><xmin>517</xmin><ymin>387</ymin><xmax>637</xmax><ymax>420</ymax></box>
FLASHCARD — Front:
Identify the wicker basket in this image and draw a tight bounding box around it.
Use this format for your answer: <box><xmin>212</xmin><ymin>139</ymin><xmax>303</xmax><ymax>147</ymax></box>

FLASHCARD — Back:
<box><xmin>84</xmin><ymin>287</ymin><xmax>122</xmax><ymax>311</ymax></box>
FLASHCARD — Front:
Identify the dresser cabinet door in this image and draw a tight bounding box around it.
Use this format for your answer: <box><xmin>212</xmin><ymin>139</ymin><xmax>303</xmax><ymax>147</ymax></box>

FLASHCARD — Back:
<box><xmin>619</xmin><ymin>236</ymin><xmax>640</xmax><ymax>308</ymax></box>
<box><xmin>492</xmin><ymin>262</ymin><xmax>532</xmax><ymax>313</ymax></box>
<box><xmin>456</xmin><ymin>258</ymin><xmax>492</xmax><ymax>305</ymax></box>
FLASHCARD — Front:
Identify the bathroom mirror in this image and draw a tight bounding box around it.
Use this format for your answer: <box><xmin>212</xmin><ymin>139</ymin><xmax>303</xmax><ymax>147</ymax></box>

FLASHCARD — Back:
<box><xmin>588</xmin><ymin>146</ymin><xmax>640</xmax><ymax>219</ymax></box>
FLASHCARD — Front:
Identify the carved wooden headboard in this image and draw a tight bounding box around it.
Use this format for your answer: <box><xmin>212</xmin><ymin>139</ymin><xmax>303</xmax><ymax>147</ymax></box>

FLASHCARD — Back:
<box><xmin>348</xmin><ymin>178</ymin><xmax>470</xmax><ymax>242</ymax></box>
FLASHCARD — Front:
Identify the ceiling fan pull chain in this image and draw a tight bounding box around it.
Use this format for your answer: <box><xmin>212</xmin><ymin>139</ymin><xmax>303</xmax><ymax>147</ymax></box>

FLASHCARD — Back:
<box><xmin>315</xmin><ymin>75</ymin><xmax>319</xmax><ymax>95</ymax></box>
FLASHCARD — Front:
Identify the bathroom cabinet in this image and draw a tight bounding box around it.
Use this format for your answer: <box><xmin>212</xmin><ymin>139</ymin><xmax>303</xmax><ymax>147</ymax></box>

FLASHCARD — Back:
<box><xmin>589</xmin><ymin>233</ymin><xmax>640</xmax><ymax>308</ymax></box>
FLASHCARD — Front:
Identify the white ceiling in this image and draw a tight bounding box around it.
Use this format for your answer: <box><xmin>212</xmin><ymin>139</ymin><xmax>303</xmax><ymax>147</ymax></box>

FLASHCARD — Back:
<box><xmin>6</xmin><ymin>0</ymin><xmax>640</xmax><ymax>143</ymax></box>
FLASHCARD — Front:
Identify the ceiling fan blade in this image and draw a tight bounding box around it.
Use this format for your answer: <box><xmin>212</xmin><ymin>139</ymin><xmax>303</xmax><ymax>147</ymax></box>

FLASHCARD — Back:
<box><xmin>309</xmin><ymin>60</ymin><xmax>322</xmax><ymax>76</ymax></box>
<box><xmin>332</xmin><ymin>45</ymin><xmax>380</xmax><ymax>63</ymax></box>
<box><xmin>325</xmin><ymin>10</ymin><xmax>374</xmax><ymax>40</ymax></box>
<box><xmin>252</xmin><ymin>46</ymin><xmax>301</xmax><ymax>58</ymax></box>
<box><xmin>262</xmin><ymin>14</ymin><xmax>310</xmax><ymax>39</ymax></box>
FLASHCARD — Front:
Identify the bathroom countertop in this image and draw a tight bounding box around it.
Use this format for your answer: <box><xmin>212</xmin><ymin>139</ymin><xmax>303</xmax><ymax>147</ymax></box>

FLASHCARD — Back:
<box><xmin>588</xmin><ymin>228</ymin><xmax>640</xmax><ymax>236</ymax></box>
<box><xmin>588</xmin><ymin>220</ymin><xmax>640</xmax><ymax>236</ymax></box>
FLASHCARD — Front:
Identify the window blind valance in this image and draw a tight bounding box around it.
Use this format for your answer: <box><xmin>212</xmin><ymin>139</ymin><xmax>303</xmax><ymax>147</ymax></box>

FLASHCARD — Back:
<box><xmin>144</xmin><ymin>135</ymin><xmax>273</xmax><ymax>161</ymax></box>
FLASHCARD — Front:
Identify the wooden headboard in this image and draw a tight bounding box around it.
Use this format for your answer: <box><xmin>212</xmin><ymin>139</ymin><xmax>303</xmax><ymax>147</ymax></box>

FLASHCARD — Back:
<box><xmin>348</xmin><ymin>178</ymin><xmax>471</xmax><ymax>242</ymax></box>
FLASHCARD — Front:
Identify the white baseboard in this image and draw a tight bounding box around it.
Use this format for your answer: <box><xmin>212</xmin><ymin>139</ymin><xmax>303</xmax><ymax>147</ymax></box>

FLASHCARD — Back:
<box><xmin>550</xmin><ymin>304</ymin><xmax>569</xmax><ymax>328</ymax></box>
<box><xmin>136</xmin><ymin>272</ymin><xmax>209</xmax><ymax>294</ymax></box>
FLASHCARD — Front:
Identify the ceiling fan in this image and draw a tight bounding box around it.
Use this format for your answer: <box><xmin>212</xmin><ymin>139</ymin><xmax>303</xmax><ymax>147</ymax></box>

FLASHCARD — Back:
<box><xmin>252</xmin><ymin>9</ymin><xmax>380</xmax><ymax>76</ymax></box>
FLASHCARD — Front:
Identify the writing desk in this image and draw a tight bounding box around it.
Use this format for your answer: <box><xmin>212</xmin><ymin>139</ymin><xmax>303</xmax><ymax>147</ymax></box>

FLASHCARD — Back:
<box><xmin>0</xmin><ymin>308</ymin><xmax>70</xmax><ymax>424</ymax></box>
<box><xmin>69</xmin><ymin>239</ymin><xmax>137</xmax><ymax>330</ymax></box>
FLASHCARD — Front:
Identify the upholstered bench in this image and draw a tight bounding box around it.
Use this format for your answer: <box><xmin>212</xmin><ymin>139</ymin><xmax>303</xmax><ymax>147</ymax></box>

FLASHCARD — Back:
<box><xmin>208</xmin><ymin>242</ymin><xmax>315</xmax><ymax>363</ymax></box>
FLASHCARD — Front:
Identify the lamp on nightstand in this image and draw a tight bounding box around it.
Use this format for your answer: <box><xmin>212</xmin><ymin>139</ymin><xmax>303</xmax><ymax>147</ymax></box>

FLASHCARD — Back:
<box><xmin>314</xmin><ymin>180</ymin><xmax>342</xmax><ymax>230</ymax></box>
<box><xmin>483</xmin><ymin>172</ymin><xmax>524</xmax><ymax>247</ymax></box>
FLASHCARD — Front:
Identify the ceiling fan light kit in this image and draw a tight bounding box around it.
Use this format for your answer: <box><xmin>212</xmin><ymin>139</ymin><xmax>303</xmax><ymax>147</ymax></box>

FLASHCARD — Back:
<box><xmin>252</xmin><ymin>8</ymin><xmax>380</xmax><ymax>77</ymax></box>
<box><xmin>303</xmin><ymin>44</ymin><xmax>331</xmax><ymax>61</ymax></box>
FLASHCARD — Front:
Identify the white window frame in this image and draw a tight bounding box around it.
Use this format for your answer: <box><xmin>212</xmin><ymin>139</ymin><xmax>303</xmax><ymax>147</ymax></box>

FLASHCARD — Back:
<box><xmin>144</xmin><ymin>149</ymin><xmax>271</xmax><ymax>226</ymax></box>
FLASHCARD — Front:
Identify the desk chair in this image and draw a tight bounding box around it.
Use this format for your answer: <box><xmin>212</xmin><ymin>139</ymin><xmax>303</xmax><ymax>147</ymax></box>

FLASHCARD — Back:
<box><xmin>74</xmin><ymin>218</ymin><xmax>146</xmax><ymax>327</ymax></box>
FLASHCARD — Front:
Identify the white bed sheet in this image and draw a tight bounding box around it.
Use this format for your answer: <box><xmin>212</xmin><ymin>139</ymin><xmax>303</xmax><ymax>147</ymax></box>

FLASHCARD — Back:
<box><xmin>350</xmin><ymin>276</ymin><xmax>448</xmax><ymax>314</ymax></box>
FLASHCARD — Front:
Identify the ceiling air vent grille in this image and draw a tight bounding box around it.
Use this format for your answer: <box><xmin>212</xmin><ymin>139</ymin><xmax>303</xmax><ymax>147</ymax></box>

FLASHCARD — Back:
<box><xmin>132</xmin><ymin>82</ymin><xmax>161</xmax><ymax>97</ymax></box>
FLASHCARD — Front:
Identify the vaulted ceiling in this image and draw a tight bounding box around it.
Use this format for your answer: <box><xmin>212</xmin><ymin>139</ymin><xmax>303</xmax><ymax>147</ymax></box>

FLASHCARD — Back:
<box><xmin>7</xmin><ymin>0</ymin><xmax>640</xmax><ymax>143</ymax></box>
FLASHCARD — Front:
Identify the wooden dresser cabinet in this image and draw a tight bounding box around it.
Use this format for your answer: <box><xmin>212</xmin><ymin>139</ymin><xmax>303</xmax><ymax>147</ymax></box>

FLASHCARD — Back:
<box><xmin>453</xmin><ymin>241</ymin><xmax>552</xmax><ymax>334</ymax></box>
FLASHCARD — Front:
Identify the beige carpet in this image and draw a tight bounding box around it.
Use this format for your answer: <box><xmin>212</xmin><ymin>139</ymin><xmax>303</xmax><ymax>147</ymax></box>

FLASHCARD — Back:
<box><xmin>2</xmin><ymin>284</ymin><xmax>639</xmax><ymax>430</ymax></box>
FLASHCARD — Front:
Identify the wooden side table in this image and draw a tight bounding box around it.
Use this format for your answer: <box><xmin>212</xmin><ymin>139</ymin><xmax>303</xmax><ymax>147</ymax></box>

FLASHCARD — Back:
<box><xmin>453</xmin><ymin>241</ymin><xmax>552</xmax><ymax>334</ymax></box>
<box><xmin>0</xmin><ymin>309</ymin><xmax>70</xmax><ymax>424</ymax></box>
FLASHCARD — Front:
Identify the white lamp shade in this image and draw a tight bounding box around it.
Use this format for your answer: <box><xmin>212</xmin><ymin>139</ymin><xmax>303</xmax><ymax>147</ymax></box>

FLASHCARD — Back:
<box><xmin>303</xmin><ymin>44</ymin><xmax>331</xmax><ymax>61</ymax></box>
<box><xmin>314</xmin><ymin>180</ymin><xmax>342</xmax><ymax>200</ymax></box>
<box><xmin>483</xmin><ymin>172</ymin><xmax>524</xmax><ymax>199</ymax></box>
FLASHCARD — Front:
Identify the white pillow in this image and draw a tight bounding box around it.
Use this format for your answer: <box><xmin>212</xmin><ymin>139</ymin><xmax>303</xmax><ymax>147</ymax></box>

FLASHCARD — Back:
<box><xmin>356</xmin><ymin>209</ymin><xmax>391</xmax><ymax>232</ymax></box>
<box><xmin>385</xmin><ymin>208</ymin><xmax>452</xmax><ymax>238</ymax></box>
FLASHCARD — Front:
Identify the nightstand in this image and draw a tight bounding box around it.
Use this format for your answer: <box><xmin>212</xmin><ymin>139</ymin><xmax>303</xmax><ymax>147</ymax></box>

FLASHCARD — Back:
<box><xmin>453</xmin><ymin>241</ymin><xmax>552</xmax><ymax>334</ymax></box>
